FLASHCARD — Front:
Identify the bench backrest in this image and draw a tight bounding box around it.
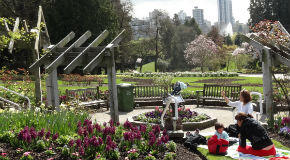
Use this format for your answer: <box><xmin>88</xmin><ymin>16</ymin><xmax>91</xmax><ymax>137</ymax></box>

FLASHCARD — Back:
<box><xmin>203</xmin><ymin>84</ymin><xmax>242</xmax><ymax>100</ymax></box>
<box><xmin>66</xmin><ymin>87</ymin><xmax>100</xmax><ymax>101</ymax></box>
<box><xmin>134</xmin><ymin>85</ymin><xmax>173</xmax><ymax>98</ymax></box>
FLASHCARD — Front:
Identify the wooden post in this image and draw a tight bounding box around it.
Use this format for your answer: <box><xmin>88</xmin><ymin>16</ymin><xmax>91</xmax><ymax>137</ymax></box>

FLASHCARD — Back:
<box><xmin>262</xmin><ymin>47</ymin><xmax>274</xmax><ymax>122</ymax></box>
<box><xmin>45</xmin><ymin>66</ymin><xmax>60</xmax><ymax>111</ymax></box>
<box><xmin>106</xmin><ymin>48</ymin><xmax>119</xmax><ymax>122</ymax></box>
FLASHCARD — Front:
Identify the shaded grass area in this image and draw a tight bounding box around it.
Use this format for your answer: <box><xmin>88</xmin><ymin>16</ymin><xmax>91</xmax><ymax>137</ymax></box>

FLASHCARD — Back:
<box><xmin>136</xmin><ymin>62</ymin><xmax>156</xmax><ymax>73</ymax></box>
<box><xmin>197</xmin><ymin>139</ymin><xmax>290</xmax><ymax>160</ymax></box>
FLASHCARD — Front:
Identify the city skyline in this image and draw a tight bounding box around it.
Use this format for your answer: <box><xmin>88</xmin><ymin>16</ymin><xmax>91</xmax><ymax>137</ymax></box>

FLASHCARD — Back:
<box><xmin>131</xmin><ymin>0</ymin><xmax>250</xmax><ymax>24</ymax></box>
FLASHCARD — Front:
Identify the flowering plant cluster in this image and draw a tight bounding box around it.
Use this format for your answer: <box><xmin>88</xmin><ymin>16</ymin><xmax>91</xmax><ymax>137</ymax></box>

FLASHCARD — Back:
<box><xmin>61</xmin><ymin>74</ymin><xmax>104</xmax><ymax>86</ymax></box>
<box><xmin>17</xmin><ymin>126</ymin><xmax>58</xmax><ymax>150</ymax></box>
<box><xmin>134</xmin><ymin>107</ymin><xmax>210</xmax><ymax>123</ymax></box>
<box><xmin>117</xmin><ymin>72</ymin><xmax>238</xmax><ymax>78</ymax></box>
<box><xmin>20</xmin><ymin>152</ymin><xmax>33</xmax><ymax>160</ymax></box>
<box><xmin>0</xmin><ymin>153</ymin><xmax>8</xmax><ymax>160</ymax></box>
<box><xmin>67</xmin><ymin>119</ymin><xmax>174</xmax><ymax>160</ymax></box>
<box><xmin>271</xmin><ymin>115</ymin><xmax>290</xmax><ymax>139</ymax></box>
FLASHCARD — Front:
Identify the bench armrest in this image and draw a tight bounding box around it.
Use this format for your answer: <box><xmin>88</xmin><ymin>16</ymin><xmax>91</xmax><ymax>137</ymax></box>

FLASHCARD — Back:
<box><xmin>196</xmin><ymin>90</ymin><xmax>203</xmax><ymax>96</ymax></box>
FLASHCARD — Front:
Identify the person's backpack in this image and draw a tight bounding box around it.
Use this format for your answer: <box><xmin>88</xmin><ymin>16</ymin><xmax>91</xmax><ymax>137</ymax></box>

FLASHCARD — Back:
<box><xmin>224</xmin><ymin>124</ymin><xmax>239</xmax><ymax>138</ymax></box>
<box><xmin>184</xmin><ymin>133</ymin><xmax>207</xmax><ymax>151</ymax></box>
<box><xmin>208</xmin><ymin>135</ymin><xmax>229</xmax><ymax>155</ymax></box>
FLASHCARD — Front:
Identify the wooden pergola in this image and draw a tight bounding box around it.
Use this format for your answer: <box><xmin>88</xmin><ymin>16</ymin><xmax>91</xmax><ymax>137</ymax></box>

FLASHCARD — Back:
<box><xmin>29</xmin><ymin>7</ymin><xmax>125</xmax><ymax>122</ymax></box>
<box><xmin>244</xmin><ymin>22</ymin><xmax>290</xmax><ymax>121</ymax></box>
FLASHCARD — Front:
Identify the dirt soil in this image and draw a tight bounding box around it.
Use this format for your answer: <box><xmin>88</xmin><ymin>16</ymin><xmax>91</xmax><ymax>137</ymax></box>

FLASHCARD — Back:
<box><xmin>269</xmin><ymin>131</ymin><xmax>290</xmax><ymax>149</ymax></box>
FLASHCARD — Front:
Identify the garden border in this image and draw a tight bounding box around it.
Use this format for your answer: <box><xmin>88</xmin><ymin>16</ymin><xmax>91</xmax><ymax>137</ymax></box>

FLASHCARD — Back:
<box><xmin>128</xmin><ymin>116</ymin><xmax>217</xmax><ymax>131</ymax></box>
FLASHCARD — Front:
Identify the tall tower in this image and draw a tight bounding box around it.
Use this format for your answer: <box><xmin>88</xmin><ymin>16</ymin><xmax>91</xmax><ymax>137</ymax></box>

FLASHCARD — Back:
<box><xmin>217</xmin><ymin>0</ymin><xmax>234</xmax><ymax>25</ymax></box>
<box><xmin>192</xmin><ymin>6</ymin><xmax>204</xmax><ymax>25</ymax></box>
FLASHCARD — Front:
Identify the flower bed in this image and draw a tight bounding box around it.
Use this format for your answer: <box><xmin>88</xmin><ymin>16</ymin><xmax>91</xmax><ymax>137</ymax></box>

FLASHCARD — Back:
<box><xmin>117</xmin><ymin>72</ymin><xmax>239</xmax><ymax>78</ymax></box>
<box><xmin>269</xmin><ymin>115</ymin><xmax>290</xmax><ymax>140</ymax></box>
<box><xmin>0</xmin><ymin>118</ymin><xmax>180</xmax><ymax>160</ymax></box>
<box><xmin>133</xmin><ymin>107</ymin><xmax>210</xmax><ymax>124</ymax></box>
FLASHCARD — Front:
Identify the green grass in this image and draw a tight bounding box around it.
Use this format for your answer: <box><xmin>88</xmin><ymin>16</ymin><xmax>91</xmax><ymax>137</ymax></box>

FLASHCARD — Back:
<box><xmin>198</xmin><ymin>139</ymin><xmax>289</xmax><ymax>160</ymax></box>
<box><xmin>137</xmin><ymin>62</ymin><xmax>156</xmax><ymax>73</ymax></box>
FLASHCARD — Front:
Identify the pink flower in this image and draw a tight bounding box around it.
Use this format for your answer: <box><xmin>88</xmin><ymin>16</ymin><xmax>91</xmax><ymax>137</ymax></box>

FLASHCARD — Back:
<box><xmin>185</xmin><ymin>108</ymin><xmax>190</xmax><ymax>111</ymax></box>
<box><xmin>24</xmin><ymin>152</ymin><xmax>31</xmax><ymax>156</ymax></box>
<box><xmin>1</xmin><ymin>153</ymin><xmax>7</xmax><ymax>157</ymax></box>
<box><xmin>47</xmin><ymin>158</ymin><xmax>54</xmax><ymax>160</ymax></box>
<box><xmin>178</xmin><ymin>107</ymin><xmax>182</xmax><ymax>112</ymax></box>
<box><xmin>155</xmin><ymin>106</ymin><xmax>159</xmax><ymax>111</ymax></box>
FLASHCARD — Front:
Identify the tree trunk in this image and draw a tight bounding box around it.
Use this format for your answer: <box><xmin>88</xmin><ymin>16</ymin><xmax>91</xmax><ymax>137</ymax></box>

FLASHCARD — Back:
<box><xmin>139</xmin><ymin>64</ymin><xmax>143</xmax><ymax>73</ymax></box>
<box><xmin>155</xmin><ymin>28</ymin><xmax>159</xmax><ymax>72</ymax></box>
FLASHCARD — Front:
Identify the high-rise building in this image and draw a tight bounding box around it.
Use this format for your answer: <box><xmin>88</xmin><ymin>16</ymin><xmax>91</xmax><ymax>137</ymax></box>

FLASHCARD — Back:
<box><xmin>217</xmin><ymin>0</ymin><xmax>234</xmax><ymax>25</ymax></box>
<box><xmin>192</xmin><ymin>6</ymin><xmax>204</xmax><ymax>25</ymax></box>
<box><xmin>177</xmin><ymin>10</ymin><xmax>187</xmax><ymax>24</ymax></box>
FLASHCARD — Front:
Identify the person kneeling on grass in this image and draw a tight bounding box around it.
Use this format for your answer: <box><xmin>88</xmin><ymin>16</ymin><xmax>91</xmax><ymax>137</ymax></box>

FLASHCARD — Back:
<box><xmin>235</xmin><ymin>112</ymin><xmax>276</xmax><ymax>157</ymax></box>
<box><xmin>208</xmin><ymin>122</ymin><xmax>230</xmax><ymax>155</ymax></box>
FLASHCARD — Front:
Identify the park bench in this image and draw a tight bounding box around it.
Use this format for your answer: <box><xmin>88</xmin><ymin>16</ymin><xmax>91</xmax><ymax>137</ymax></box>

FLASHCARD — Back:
<box><xmin>65</xmin><ymin>86</ymin><xmax>107</xmax><ymax>110</ymax></box>
<box><xmin>196</xmin><ymin>84</ymin><xmax>242</xmax><ymax>107</ymax></box>
<box><xmin>133</xmin><ymin>85</ymin><xmax>173</xmax><ymax>107</ymax></box>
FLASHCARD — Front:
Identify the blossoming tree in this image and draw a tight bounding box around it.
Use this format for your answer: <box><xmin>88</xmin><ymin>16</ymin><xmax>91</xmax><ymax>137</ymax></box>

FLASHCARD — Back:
<box><xmin>184</xmin><ymin>35</ymin><xmax>218</xmax><ymax>72</ymax></box>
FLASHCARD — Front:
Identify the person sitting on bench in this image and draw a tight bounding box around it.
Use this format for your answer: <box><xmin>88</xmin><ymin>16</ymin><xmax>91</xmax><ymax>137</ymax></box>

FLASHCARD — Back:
<box><xmin>235</xmin><ymin>112</ymin><xmax>276</xmax><ymax>157</ymax></box>
<box><xmin>221</xmin><ymin>89</ymin><xmax>253</xmax><ymax>115</ymax></box>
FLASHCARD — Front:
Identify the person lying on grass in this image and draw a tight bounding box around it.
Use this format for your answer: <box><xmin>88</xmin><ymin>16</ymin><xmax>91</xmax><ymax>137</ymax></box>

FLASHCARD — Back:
<box><xmin>221</xmin><ymin>89</ymin><xmax>253</xmax><ymax>116</ymax></box>
<box><xmin>235</xmin><ymin>112</ymin><xmax>276</xmax><ymax>157</ymax></box>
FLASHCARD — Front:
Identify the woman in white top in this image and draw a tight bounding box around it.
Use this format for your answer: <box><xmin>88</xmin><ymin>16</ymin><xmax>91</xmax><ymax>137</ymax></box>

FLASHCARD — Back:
<box><xmin>221</xmin><ymin>90</ymin><xmax>253</xmax><ymax>115</ymax></box>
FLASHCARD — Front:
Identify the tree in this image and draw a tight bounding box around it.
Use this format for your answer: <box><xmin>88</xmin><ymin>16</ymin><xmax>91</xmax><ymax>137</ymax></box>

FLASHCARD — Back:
<box><xmin>173</xmin><ymin>14</ymin><xmax>181</xmax><ymax>26</ymax></box>
<box><xmin>184</xmin><ymin>18</ymin><xmax>202</xmax><ymax>35</ymax></box>
<box><xmin>249</xmin><ymin>0</ymin><xmax>290</xmax><ymax>32</ymax></box>
<box><xmin>234</xmin><ymin>33</ymin><xmax>244</xmax><ymax>46</ymax></box>
<box><xmin>184</xmin><ymin>35</ymin><xmax>218</xmax><ymax>72</ymax></box>
<box><xmin>224</xmin><ymin>34</ymin><xmax>233</xmax><ymax>46</ymax></box>
<box><xmin>130</xmin><ymin>38</ymin><xmax>155</xmax><ymax>72</ymax></box>
<box><xmin>207</xmin><ymin>26</ymin><xmax>224</xmax><ymax>47</ymax></box>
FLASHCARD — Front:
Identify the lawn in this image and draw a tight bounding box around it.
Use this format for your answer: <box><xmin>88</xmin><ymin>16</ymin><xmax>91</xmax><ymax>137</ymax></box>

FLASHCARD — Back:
<box><xmin>197</xmin><ymin>139</ymin><xmax>290</xmax><ymax>160</ymax></box>
<box><xmin>137</xmin><ymin>62</ymin><xmax>156</xmax><ymax>73</ymax></box>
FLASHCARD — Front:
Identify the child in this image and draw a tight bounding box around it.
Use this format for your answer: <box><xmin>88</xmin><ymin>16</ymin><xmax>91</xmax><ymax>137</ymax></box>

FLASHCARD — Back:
<box><xmin>214</xmin><ymin>122</ymin><xmax>229</xmax><ymax>141</ymax></box>
<box><xmin>208</xmin><ymin>122</ymin><xmax>230</xmax><ymax>155</ymax></box>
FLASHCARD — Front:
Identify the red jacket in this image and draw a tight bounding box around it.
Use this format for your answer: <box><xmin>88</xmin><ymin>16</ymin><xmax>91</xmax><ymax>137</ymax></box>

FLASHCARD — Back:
<box><xmin>208</xmin><ymin>135</ymin><xmax>229</xmax><ymax>154</ymax></box>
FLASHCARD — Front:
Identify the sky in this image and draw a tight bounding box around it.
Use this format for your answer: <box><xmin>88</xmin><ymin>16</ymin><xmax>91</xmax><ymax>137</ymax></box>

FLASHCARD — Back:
<box><xmin>131</xmin><ymin>0</ymin><xmax>250</xmax><ymax>24</ymax></box>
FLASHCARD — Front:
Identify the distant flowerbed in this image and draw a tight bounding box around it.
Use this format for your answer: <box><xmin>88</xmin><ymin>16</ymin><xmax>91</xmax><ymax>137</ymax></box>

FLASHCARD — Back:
<box><xmin>117</xmin><ymin>72</ymin><xmax>239</xmax><ymax>78</ymax></box>
<box><xmin>133</xmin><ymin>107</ymin><xmax>211</xmax><ymax>124</ymax></box>
<box><xmin>271</xmin><ymin>116</ymin><xmax>290</xmax><ymax>140</ymax></box>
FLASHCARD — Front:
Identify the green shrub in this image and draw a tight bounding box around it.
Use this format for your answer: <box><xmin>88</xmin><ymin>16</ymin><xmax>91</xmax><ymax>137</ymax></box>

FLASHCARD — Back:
<box><xmin>166</xmin><ymin>141</ymin><xmax>177</xmax><ymax>152</ymax></box>
<box><xmin>164</xmin><ymin>152</ymin><xmax>176</xmax><ymax>160</ymax></box>
<box><xmin>144</xmin><ymin>155</ymin><xmax>156</xmax><ymax>160</ymax></box>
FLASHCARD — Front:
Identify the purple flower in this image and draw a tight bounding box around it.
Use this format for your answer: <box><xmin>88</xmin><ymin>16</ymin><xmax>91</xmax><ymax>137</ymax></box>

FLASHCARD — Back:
<box><xmin>38</xmin><ymin>128</ymin><xmax>45</xmax><ymax>138</ymax></box>
<box><xmin>140</xmin><ymin>125</ymin><xmax>147</xmax><ymax>133</ymax></box>
<box><xmin>152</xmin><ymin>125</ymin><xmax>160</xmax><ymax>135</ymax></box>
<box><xmin>124</xmin><ymin>121</ymin><xmax>132</xmax><ymax>129</ymax></box>
<box><xmin>52</xmin><ymin>133</ymin><xmax>58</xmax><ymax>141</ymax></box>
<box><xmin>76</xmin><ymin>139</ymin><xmax>82</xmax><ymax>147</ymax></box>
<box><xmin>157</xmin><ymin>138</ymin><xmax>162</xmax><ymax>145</ymax></box>
<box><xmin>87</xmin><ymin>124</ymin><xmax>93</xmax><ymax>134</ymax></box>
<box><xmin>79</xmin><ymin>147</ymin><xmax>85</xmax><ymax>156</ymax></box>
<box><xmin>98</xmin><ymin>137</ymin><xmax>103</xmax><ymax>145</ymax></box>
<box><xmin>94</xmin><ymin>124</ymin><xmax>101</xmax><ymax>132</ymax></box>
<box><xmin>163</xmin><ymin>129</ymin><xmax>168</xmax><ymax>136</ymax></box>
<box><xmin>149</xmin><ymin>132</ymin><xmax>156</xmax><ymax>146</ymax></box>
<box><xmin>109</xmin><ymin>119</ymin><xmax>114</xmax><ymax>127</ymax></box>
<box><xmin>116</xmin><ymin>122</ymin><xmax>120</xmax><ymax>126</ymax></box>
<box><xmin>84</xmin><ymin>137</ymin><xmax>89</xmax><ymax>148</ymax></box>
<box><xmin>68</xmin><ymin>139</ymin><xmax>74</xmax><ymax>147</ymax></box>
<box><xmin>103</xmin><ymin>122</ymin><xmax>107</xmax><ymax>127</ymax></box>
<box><xmin>161</xmin><ymin>135</ymin><xmax>169</xmax><ymax>143</ymax></box>
<box><xmin>45</xmin><ymin>130</ymin><xmax>51</xmax><ymax>139</ymax></box>
<box><xmin>78</xmin><ymin>127</ymin><xmax>83</xmax><ymax>136</ymax></box>
<box><xmin>105</xmin><ymin>145</ymin><xmax>111</xmax><ymax>151</ymax></box>
<box><xmin>83</xmin><ymin>119</ymin><xmax>92</xmax><ymax>126</ymax></box>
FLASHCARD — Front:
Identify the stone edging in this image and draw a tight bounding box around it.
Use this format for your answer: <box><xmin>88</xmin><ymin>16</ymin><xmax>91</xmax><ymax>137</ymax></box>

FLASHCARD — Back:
<box><xmin>128</xmin><ymin>117</ymin><xmax>217</xmax><ymax>131</ymax></box>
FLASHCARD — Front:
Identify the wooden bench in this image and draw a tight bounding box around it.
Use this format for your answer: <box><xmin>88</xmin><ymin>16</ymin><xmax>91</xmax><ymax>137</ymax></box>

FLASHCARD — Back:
<box><xmin>65</xmin><ymin>86</ymin><xmax>107</xmax><ymax>110</ymax></box>
<box><xmin>133</xmin><ymin>85</ymin><xmax>173</xmax><ymax>107</ymax></box>
<box><xmin>196</xmin><ymin>84</ymin><xmax>242</xmax><ymax>107</ymax></box>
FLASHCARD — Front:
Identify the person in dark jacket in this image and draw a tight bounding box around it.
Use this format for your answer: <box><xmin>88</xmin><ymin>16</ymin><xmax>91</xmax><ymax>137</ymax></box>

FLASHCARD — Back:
<box><xmin>235</xmin><ymin>112</ymin><xmax>276</xmax><ymax>157</ymax></box>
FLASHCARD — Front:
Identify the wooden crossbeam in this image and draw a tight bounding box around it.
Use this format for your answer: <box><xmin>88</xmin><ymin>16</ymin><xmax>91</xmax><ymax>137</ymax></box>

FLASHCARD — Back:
<box><xmin>273</xmin><ymin>52</ymin><xmax>290</xmax><ymax>68</ymax></box>
<box><xmin>45</xmin><ymin>31</ymin><xmax>92</xmax><ymax>73</ymax></box>
<box><xmin>29</xmin><ymin>32</ymin><xmax>75</xmax><ymax>71</ymax></box>
<box><xmin>8</xmin><ymin>17</ymin><xmax>20</xmax><ymax>53</ymax></box>
<box><xmin>64</xmin><ymin>30</ymin><xmax>109</xmax><ymax>73</ymax></box>
<box><xmin>83</xmin><ymin>29</ymin><xmax>126</xmax><ymax>73</ymax></box>
<box><xmin>35</xmin><ymin>6</ymin><xmax>50</xmax><ymax>52</ymax></box>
